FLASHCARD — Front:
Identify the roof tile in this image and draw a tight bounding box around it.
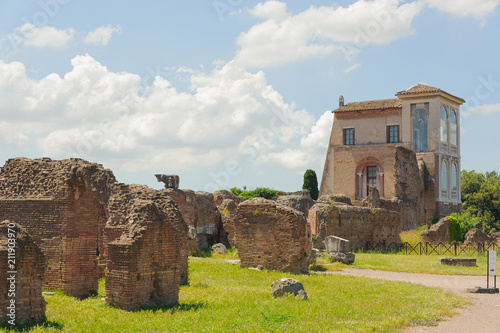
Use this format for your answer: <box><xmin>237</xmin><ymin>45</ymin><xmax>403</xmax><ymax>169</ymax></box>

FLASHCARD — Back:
<box><xmin>333</xmin><ymin>98</ymin><xmax>402</xmax><ymax>113</ymax></box>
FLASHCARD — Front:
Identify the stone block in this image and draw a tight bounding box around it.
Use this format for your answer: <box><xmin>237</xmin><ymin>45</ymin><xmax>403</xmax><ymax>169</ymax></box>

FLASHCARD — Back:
<box><xmin>439</xmin><ymin>257</ymin><xmax>476</xmax><ymax>267</ymax></box>
<box><xmin>324</xmin><ymin>235</ymin><xmax>349</xmax><ymax>253</ymax></box>
<box><xmin>328</xmin><ymin>252</ymin><xmax>355</xmax><ymax>265</ymax></box>
<box><xmin>155</xmin><ymin>174</ymin><xmax>180</xmax><ymax>189</ymax></box>
<box><xmin>271</xmin><ymin>278</ymin><xmax>307</xmax><ymax>300</ymax></box>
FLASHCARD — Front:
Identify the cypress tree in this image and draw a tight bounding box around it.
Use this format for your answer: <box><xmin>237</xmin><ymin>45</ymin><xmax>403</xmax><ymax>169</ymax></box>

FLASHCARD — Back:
<box><xmin>303</xmin><ymin>169</ymin><xmax>319</xmax><ymax>200</ymax></box>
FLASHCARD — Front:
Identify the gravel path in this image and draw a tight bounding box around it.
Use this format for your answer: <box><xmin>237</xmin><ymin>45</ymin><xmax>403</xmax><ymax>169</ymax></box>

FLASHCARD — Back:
<box><xmin>329</xmin><ymin>268</ymin><xmax>500</xmax><ymax>332</ymax></box>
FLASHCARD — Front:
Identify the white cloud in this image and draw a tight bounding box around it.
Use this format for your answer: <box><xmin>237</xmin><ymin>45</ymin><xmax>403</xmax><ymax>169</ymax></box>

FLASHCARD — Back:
<box><xmin>421</xmin><ymin>0</ymin><xmax>500</xmax><ymax>23</ymax></box>
<box><xmin>0</xmin><ymin>121</ymin><xmax>29</xmax><ymax>149</ymax></box>
<box><xmin>84</xmin><ymin>25</ymin><xmax>122</xmax><ymax>46</ymax></box>
<box><xmin>7</xmin><ymin>24</ymin><xmax>74</xmax><ymax>49</ymax></box>
<box><xmin>234</xmin><ymin>0</ymin><xmax>423</xmax><ymax>68</ymax></box>
<box><xmin>463</xmin><ymin>102</ymin><xmax>500</xmax><ymax>116</ymax></box>
<box><xmin>0</xmin><ymin>55</ymin><xmax>326</xmax><ymax>175</ymax></box>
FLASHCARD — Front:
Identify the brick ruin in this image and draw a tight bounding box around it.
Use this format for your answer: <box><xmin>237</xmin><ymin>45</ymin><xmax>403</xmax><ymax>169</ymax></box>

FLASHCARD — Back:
<box><xmin>308</xmin><ymin>200</ymin><xmax>400</xmax><ymax>250</ymax></box>
<box><xmin>0</xmin><ymin>154</ymin><xmax>428</xmax><ymax>313</ymax></box>
<box><xmin>105</xmin><ymin>185</ymin><xmax>187</xmax><ymax>310</ymax></box>
<box><xmin>163</xmin><ymin>188</ymin><xmax>222</xmax><ymax>250</ymax></box>
<box><xmin>0</xmin><ymin>221</ymin><xmax>46</xmax><ymax>324</ymax></box>
<box><xmin>0</xmin><ymin>157</ymin><xmax>187</xmax><ymax>310</ymax></box>
<box><xmin>420</xmin><ymin>217</ymin><xmax>450</xmax><ymax>244</ymax></box>
<box><xmin>234</xmin><ymin>198</ymin><xmax>311</xmax><ymax>274</ymax></box>
<box><xmin>213</xmin><ymin>190</ymin><xmax>245</xmax><ymax>247</ymax></box>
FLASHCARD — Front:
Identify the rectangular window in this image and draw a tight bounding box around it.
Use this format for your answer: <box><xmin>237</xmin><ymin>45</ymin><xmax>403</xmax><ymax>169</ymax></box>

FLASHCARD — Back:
<box><xmin>387</xmin><ymin>125</ymin><xmax>399</xmax><ymax>143</ymax></box>
<box><xmin>367</xmin><ymin>166</ymin><xmax>377</xmax><ymax>193</ymax></box>
<box><xmin>343</xmin><ymin>128</ymin><xmax>354</xmax><ymax>145</ymax></box>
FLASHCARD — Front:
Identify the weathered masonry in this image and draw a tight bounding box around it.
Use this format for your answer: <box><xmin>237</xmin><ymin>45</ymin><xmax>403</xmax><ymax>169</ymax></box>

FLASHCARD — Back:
<box><xmin>234</xmin><ymin>198</ymin><xmax>311</xmax><ymax>274</ymax></box>
<box><xmin>0</xmin><ymin>158</ymin><xmax>187</xmax><ymax>310</ymax></box>
<box><xmin>320</xmin><ymin>84</ymin><xmax>464</xmax><ymax>226</ymax></box>
<box><xmin>0</xmin><ymin>221</ymin><xmax>46</xmax><ymax>324</ymax></box>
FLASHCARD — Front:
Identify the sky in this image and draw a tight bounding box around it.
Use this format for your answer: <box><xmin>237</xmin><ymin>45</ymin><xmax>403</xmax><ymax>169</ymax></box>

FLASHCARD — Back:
<box><xmin>0</xmin><ymin>0</ymin><xmax>499</xmax><ymax>193</ymax></box>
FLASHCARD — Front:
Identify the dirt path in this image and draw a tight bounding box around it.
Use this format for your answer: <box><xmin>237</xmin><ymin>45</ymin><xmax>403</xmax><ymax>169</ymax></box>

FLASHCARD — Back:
<box><xmin>330</xmin><ymin>268</ymin><xmax>500</xmax><ymax>332</ymax></box>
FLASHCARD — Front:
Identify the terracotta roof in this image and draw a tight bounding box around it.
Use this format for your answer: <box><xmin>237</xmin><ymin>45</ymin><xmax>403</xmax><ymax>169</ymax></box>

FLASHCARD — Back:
<box><xmin>333</xmin><ymin>98</ymin><xmax>402</xmax><ymax>113</ymax></box>
<box><xmin>396</xmin><ymin>83</ymin><xmax>465</xmax><ymax>103</ymax></box>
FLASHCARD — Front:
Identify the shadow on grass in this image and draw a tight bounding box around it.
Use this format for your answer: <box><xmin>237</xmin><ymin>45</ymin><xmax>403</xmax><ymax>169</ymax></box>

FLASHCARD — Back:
<box><xmin>189</xmin><ymin>248</ymin><xmax>212</xmax><ymax>258</ymax></box>
<box><xmin>0</xmin><ymin>317</ymin><xmax>63</xmax><ymax>331</ymax></box>
<box><xmin>135</xmin><ymin>302</ymin><xmax>206</xmax><ymax>314</ymax></box>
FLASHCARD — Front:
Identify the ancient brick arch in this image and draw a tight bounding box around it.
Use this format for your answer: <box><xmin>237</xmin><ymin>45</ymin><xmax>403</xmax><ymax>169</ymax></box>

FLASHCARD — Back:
<box><xmin>355</xmin><ymin>157</ymin><xmax>385</xmax><ymax>199</ymax></box>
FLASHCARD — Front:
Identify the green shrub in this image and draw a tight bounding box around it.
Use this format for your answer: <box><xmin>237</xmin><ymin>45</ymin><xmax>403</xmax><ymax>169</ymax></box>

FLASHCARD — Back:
<box><xmin>230</xmin><ymin>186</ymin><xmax>284</xmax><ymax>200</ymax></box>
<box><xmin>447</xmin><ymin>215</ymin><xmax>462</xmax><ymax>243</ymax></box>
<box><xmin>449</xmin><ymin>212</ymin><xmax>481</xmax><ymax>240</ymax></box>
<box><xmin>308</xmin><ymin>263</ymin><xmax>326</xmax><ymax>271</ymax></box>
<box><xmin>430</xmin><ymin>215</ymin><xmax>439</xmax><ymax>225</ymax></box>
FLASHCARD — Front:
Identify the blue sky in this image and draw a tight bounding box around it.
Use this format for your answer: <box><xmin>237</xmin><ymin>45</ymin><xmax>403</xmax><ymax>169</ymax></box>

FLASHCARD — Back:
<box><xmin>0</xmin><ymin>0</ymin><xmax>499</xmax><ymax>192</ymax></box>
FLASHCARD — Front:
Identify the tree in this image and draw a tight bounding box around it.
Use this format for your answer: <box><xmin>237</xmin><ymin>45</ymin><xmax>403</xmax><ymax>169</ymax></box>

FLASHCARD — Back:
<box><xmin>459</xmin><ymin>170</ymin><xmax>500</xmax><ymax>234</ymax></box>
<box><xmin>302</xmin><ymin>169</ymin><xmax>319</xmax><ymax>200</ymax></box>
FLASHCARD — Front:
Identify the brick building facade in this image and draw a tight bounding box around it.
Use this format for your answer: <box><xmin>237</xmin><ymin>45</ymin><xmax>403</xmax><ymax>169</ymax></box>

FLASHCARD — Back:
<box><xmin>320</xmin><ymin>84</ymin><xmax>464</xmax><ymax>226</ymax></box>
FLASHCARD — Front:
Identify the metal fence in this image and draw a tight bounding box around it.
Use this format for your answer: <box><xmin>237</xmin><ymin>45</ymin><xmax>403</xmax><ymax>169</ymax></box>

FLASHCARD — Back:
<box><xmin>364</xmin><ymin>241</ymin><xmax>500</xmax><ymax>256</ymax></box>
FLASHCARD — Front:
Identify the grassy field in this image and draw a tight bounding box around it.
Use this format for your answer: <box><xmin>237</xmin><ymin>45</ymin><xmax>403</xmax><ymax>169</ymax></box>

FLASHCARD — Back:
<box><xmin>1</xmin><ymin>257</ymin><xmax>466</xmax><ymax>333</ymax></box>
<box><xmin>317</xmin><ymin>252</ymin><xmax>489</xmax><ymax>275</ymax></box>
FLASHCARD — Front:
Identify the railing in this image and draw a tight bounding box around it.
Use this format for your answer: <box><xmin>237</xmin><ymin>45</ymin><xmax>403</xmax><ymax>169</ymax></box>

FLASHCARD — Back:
<box><xmin>364</xmin><ymin>241</ymin><xmax>500</xmax><ymax>256</ymax></box>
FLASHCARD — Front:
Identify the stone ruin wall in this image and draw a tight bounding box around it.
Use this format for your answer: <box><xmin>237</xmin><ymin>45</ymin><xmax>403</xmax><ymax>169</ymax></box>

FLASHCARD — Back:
<box><xmin>416</xmin><ymin>153</ymin><xmax>438</xmax><ymax>223</ymax></box>
<box><xmin>0</xmin><ymin>157</ymin><xmax>188</xmax><ymax>310</ymax></box>
<box><xmin>308</xmin><ymin>202</ymin><xmax>400</xmax><ymax>250</ymax></box>
<box><xmin>420</xmin><ymin>217</ymin><xmax>450</xmax><ymax>244</ymax></box>
<box><xmin>105</xmin><ymin>189</ymin><xmax>187</xmax><ymax>310</ymax></box>
<box><xmin>234</xmin><ymin>198</ymin><xmax>311</xmax><ymax>274</ymax></box>
<box><xmin>163</xmin><ymin>188</ymin><xmax>221</xmax><ymax>250</ymax></box>
<box><xmin>0</xmin><ymin>221</ymin><xmax>46</xmax><ymax>324</ymax></box>
<box><xmin>0</xmin><ymin>158</ymin><xmax>113</xmax><ymax>296</ymax></box>
<box><xmin>392</xmin><ymin>146</ymin><xmax>425</xmax><ymax>230</ymax></box>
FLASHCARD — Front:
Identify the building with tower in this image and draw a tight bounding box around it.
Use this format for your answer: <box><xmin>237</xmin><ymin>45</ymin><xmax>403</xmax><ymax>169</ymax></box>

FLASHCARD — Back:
<box><xmin>319</xmin><ymin>84</ymin><xmax>464</xmax><ymax>227</ymax></box>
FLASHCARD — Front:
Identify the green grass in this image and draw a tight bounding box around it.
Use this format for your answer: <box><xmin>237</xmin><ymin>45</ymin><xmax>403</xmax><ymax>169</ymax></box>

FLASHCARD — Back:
<box><xmin>317</xmin><ymin>252</ymin><xmax>489</xmax><ymax>275</ymax></box>
<box><xmin>399</xmin><ymin>226</ymin><xmax>427</xmax><ymax>244</ymax></box>
<box><xmin>1</xmin><ymin>257</ymin><xmax>466</xmax><ymax>333</ymax></box>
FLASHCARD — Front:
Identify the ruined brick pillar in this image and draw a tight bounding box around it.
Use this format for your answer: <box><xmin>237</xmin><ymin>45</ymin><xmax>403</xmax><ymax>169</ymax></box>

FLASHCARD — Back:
<box><xmin>0</xmin><ymin>221</ymin><xmax>46</xmax><ymax>325</ymax></box>
<box><xmin>234</xmin><ymin>198</ymin><xmax>311</xmax><ymax>274</ymax></box>
<box><xmin>105</xmin><ymin>197</ymin><xmax>187</xmax><ymax>310</ymax></box>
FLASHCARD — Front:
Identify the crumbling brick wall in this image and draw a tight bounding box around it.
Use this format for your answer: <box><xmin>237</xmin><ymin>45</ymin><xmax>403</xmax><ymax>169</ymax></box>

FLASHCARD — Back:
<box><xmin>0</xmin><ymin>158</ymin><xmax>115</xmax><ymax>296</ymax></box>
<box><xmin>0</xmin><ymin>157</ymin><xmax>189</xmax><ymax>310</ymax></box>
<box><xmin>164</xmin><ymin>189</ymin><xmax>221</xmax><ymax>249</ymax></box>
<box><xmin>308</xmin><ymin>202</ymin><xmax>400</xmax><ymax>249</ymax></box>
<box><xmin>420</xmin><ymin>217</ymin><xmax>450</xmax><ymax>244</ymax></box>
<box><xmin>213</xmin><ymin>190</ymin><xmax>245</xmax><ymax>248</ymax></box>
<box><xmin>105</xmin><ymin>188</ymin><xmax>187</xmax><ymax>310</ymax></box>
<box><xmin>275</xmin><ymin>190</ymin><xmax>315</xmax><ymax>216</ymax></box>
<box><xmin>234</xmin><ymin>198</ymin><xmax>311</xmax><ymax>274</ymax></box>
<box><xmin>0</xmin><ymin>221</ymin><xmax>46</xmax><ymax>324</ymax></box>
<box><xmin>393</xmin><ymin>146</ymin><xmax>424</xmax><ymax>230</ymax></box>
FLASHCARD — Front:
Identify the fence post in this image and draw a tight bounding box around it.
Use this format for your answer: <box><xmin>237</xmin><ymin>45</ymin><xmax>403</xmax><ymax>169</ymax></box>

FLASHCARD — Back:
<box><xmin>425</xmin><ymin>242</ymin><xmax>428</xmax><ymax>255</ymax></box>
<box><xmin>454</xmin><ymin>242</ymin><xmax>457</xmax><ymax>256</ymax></box>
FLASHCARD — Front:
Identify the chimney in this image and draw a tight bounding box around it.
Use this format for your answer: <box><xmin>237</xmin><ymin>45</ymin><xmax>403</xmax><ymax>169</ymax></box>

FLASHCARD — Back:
<box><xmin>339</xmin><ymin>95</ymin><xmax>344</xmax><ymax>107</ymax></box>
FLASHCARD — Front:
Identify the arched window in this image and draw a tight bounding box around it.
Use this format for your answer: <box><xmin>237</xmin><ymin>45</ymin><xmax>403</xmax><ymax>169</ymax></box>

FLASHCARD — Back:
<box><xmin>441</xmin><ymin>160</ymin><xmax>448</xmax><ymax>192</ymax></box>
<box><xmin>412</xmin><ymin>108</ymin><xmax>428</xmax><ymax>152</ymax></box>
<box><xmin>451</xmin><ymin>163</ymin><xmax>458</xmax><ymax>193</ymax></box>
<box><xmin>450</xmin><ymin>110</ymin><xmax>457</xmax><ymax>146</ymax></box>
<box><xmin>440</xmin><ymin>106</ymin><xmax>448</xmax><ymax>143</ymax></box>
<box><xmin>355</xmin><ymin>157</ymin><xmax>384</xmax><ymax>199</ymax></box>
